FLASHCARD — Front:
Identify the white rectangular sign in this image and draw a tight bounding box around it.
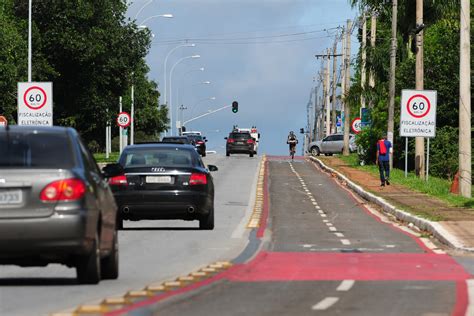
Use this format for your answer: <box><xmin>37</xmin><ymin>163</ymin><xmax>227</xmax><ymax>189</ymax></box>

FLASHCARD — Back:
<box><xmin>17</xmin><ymin>82</ymin><xmax>53</xmax><ymax>126</ymax></box>
<box><xmin>400</xmin><ymin>89</ymin><xmax>437</xmax><ymax>138</ymax></box>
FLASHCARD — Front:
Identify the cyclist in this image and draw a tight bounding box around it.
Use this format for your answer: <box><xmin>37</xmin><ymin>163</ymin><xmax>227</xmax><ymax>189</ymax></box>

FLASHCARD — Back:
<box><xmin>287</xmin><ymin>131</ymin><xmax>298</xmax><ymax>159</ymax></box>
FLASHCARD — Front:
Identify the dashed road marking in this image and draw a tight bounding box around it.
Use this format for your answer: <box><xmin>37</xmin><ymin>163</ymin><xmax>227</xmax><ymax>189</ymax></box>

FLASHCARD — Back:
<box><xmin>312</xmin><ymin>297</ymin><xmax>340</xmax><ymax>310</ymax></box>
<box><xmin>337</xmin><ymin>280</ymin><xmax>355</xmax><ymax>291</ymax></box>
<box><xmin>340</xmin><ymin>239</ymin><xmax>351</xmax><ymax>245</ymax></box>
<box><xmin>334</xmin><ymin>232</ymin><xmax>345</xmax><ymax>238</ymax></box>
<box><xmin>329</xmin><ymin>227</ymin><xmax>337</xmax><ymax>231</ymax></box>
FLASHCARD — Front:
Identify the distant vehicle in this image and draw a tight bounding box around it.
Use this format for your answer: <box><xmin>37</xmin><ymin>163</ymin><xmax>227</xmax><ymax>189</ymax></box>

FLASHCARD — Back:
<box><xmin>186</xmin><ymin>134</ymin><xmax>208</xmax><ymax>157</ymax></box>
<box><xmin>182</xmin><ymin>131</ymin><xmax>201</xmax><ymax>136</ymax></box>
<box><xmin>0</xmin><ymin>126</ymin><xmax>120</xmax><ymax>284</ymax></box>
<box><xmin>107</xmin><ymin>143</ymin><xmax>218</xmax><ymax>230</ymax></box>
<box><xmin>225</xmin><ymin>131</ymin><xmax>256</xmax><ymax>157</ymax></box>
<box><xmin>162</xmin><ymin>136</ymin><xmax>194</xmax><ymax>145</ymax></box>
<box><xmin>235</xmin><ymin>127</ymin><xmax>260</xmax><ymax>154</ymax></box>
<box><xmin>308</xmin><ymin>133</ymin><xmax>357</xmax><ymax>156</ymax></box>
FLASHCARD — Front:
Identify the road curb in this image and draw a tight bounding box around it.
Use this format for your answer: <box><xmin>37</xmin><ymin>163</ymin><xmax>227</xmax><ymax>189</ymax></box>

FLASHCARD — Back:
<box><xmin>309</xmin><ymin>156</ymin><xmax>474</xmax><ymax>253</ymax></box>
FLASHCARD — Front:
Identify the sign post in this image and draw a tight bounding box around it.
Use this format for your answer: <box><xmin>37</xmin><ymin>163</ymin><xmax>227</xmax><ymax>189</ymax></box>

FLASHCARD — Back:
<box><xmin>18</xmin><ymin>82</ymin><xmax>53</xmax><ymax>126</ymax></box>
<box><xmin>400</xmin><ymin>89</ymin><xmax>437</xmax><ymax>178</ymax></box>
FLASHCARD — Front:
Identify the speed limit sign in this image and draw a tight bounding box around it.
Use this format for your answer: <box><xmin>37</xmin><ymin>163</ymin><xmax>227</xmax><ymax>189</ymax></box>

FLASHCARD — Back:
<box><xmin>117</xmin><ymin>112</ymin><xmax>131</xmax><ymax>128</ymax></box>
<box><xmin>400</xmin><ymin>89</ymin><xmax>437</xmax><ymax>137</ymax></box>
<box><xmin>351</xmin><ymin>117</ymin><xmax>362</xmax><ymax>134</ymax></box>
<box><xmin>18</xmin><ymin>82</ymin><xmax>53</xmax><ymax>126</ymax></box>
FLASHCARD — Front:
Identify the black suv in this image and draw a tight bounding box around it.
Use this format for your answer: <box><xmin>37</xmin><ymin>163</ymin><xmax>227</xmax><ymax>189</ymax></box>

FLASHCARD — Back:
<box><xmin>225</xmin><ymin>132</ymin><xmax>255</xmax><ymax>157</ymax></box>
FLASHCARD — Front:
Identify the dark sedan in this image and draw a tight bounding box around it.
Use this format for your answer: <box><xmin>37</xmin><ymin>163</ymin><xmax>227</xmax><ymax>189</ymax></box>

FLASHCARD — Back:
<box><xmin>106</xmin><ymin>143</ymin><xmax>217</xmax><ymax>230</ymax></box>
<box><xmin>186</xmin><ymin>134</ymin><xmax>207</xmax><ymax>157</ymax></box>
<box><xmin>0</xmin><ymin>126</ymin><xmax>120</xmax><ymax>284</ymax></box>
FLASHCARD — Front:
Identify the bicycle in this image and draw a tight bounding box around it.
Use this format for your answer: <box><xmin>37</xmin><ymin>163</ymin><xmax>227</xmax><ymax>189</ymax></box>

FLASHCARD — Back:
<box><xmin>288</xmin><ymin>140</ymin><xmax>297</xmax><ymax>160</ymax></box>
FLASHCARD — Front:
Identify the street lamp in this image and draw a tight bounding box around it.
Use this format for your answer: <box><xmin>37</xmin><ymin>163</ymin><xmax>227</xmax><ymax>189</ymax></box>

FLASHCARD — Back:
<box><xmin>163</xmin><ymin>44</ymin><xmax>196</xmax><ymax>109</ymax></box>
<box><xmin>139</xmin><ymin>14</ymin><xmax>173</xmax><ymax>26</ymax></box>
<box><xmin>187</xmin><ymin>96</ymin><xmax>216</xmax><ymax>120</ymax></box>
<box><xmin>133</xmin><ymin>0</ymin><xmax>153</xmax><ymax>20</ymax></box>
<box><xmin>169</xmin><ymin>54</ymin><xmax>200</xmax><ymax>135</ymax></box>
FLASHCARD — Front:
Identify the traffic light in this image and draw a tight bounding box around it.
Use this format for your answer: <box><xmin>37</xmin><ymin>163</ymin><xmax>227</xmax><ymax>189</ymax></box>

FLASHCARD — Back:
<box><xmin>232</xmin><ymin>101</ymin><xmax>238</xmax><ymax>113</ymax></box>
<box><xmin>300</xmin><ymin>128</ymin><xmax>305</xmax><ymax>134</ymax></box>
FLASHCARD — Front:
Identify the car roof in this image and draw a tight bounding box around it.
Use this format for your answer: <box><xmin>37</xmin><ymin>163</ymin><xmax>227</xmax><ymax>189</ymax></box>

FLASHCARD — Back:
<box><xmin>0</xmin><ymin>125</ymin><xmax>74</xmax><ymax>134</ymax></box>
<box><xmin>124</xmin><ymin>143</ymin><xmax>195</xmax><ymax>150</ymax></box>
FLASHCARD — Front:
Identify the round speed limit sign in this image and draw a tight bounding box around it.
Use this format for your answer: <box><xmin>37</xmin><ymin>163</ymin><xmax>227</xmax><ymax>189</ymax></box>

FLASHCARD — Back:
<box><xmin>117</xmin><ymin>112</ymin><xmax>131</xmax><ymax>128</ymax></box>
<box><xmin>351</xmin><ymin>117</ymin><xmax>362</xmax><ymax>134</ymax></box>
<box><xmin>406</xmin><ymin>94</ymin><xmax>431</xmax><ymax>118</ymax></box>
<box><xmin>23</xmin><ymin>86</ymin><xmax>47</xmax><ymax>110</ymax></box>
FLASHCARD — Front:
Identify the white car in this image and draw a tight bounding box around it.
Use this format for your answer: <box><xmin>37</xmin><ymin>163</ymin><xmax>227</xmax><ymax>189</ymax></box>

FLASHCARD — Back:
<box><xmin>308</xmin><ymin>133</ymin><xmax>357</xmax><ymax>156</ymax></box>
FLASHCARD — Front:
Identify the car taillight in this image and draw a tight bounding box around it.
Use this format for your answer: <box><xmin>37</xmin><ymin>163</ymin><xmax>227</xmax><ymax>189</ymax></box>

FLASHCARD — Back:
<box><xmin>227</xmin><ymin>138</ymin><xmax>235</xmax><ymax>143</ymax></box>
<box><xmin>189</xmin><ymin>173</ymin><xmax>207</xmax><ymax>185</ymax></box>
<box><xmin>197</xmin><ymin>141</ymin><xmax>204</xmax><ymax>144</ymax></box>
<box><xmin>40</xmin><ymin>178</ymin><xmax>86</xmax><ymax>202</ymax></box>
<box><xmin>109</xmin><ymin>175</ymin><xmax>128</xmax><ymax>186</ymax></box>
<box><xmin>247</xmin><ymin>139</ymin><xmax>254</xmax><ymax>144</ymax></box>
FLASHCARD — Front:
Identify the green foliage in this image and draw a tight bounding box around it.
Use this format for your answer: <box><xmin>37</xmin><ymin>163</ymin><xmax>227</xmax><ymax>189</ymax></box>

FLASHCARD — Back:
<box><xmin>1</xmin><ymin>0</ymin><xmax>167</xmax><ymax>149</ymax></box>
<box><xmin>429</xmin><ymin>126</ymin><xmax>459</xmax><ymax>180</ymax></box>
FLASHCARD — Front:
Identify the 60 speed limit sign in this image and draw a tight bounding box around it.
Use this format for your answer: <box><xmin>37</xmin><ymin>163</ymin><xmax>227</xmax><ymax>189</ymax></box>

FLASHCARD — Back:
<box><xmin>18</xmin><ymin>82</ymin><xmax>53</xmax><ymax>126</ymax></box>
<box><xmin>117</xmin><ymin>112</ymin><xmax>131</xmax><ymax>128</ymax></box>
<box><xmin>400</xmin><ymin>89</ymin><xmax>437</xmax><ymax>138</ymax></box>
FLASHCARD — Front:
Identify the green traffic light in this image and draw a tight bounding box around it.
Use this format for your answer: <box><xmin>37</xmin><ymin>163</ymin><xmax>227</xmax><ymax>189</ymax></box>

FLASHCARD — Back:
<box><xmin>232</xmin><ymin>108</ymin><xmax>238</xmax><ymax>113</ymax></box>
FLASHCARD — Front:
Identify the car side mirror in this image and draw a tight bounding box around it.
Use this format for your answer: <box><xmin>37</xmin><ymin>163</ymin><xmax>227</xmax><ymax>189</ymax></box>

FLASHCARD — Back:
<box><xmin>258</xmin><ymin>133</ymin><xmax>261</xmax><ymax>138</ymax></box>
<box><xmin>102</xmin><ymin>163</ymin><xmax>123</xmax><ymax>178</ymax></box>
<box><xmin>205</xmin><ymin>139</ymin><xmax>208</xmax><ymax>142</ymax></box>
<box><xmin>224</xmin><ymin>137</ymin><xmax>228</xmax><ymax>140</ymax></box>
<box><xmin>208</xmin><ymin>165</ymin><xmax>218</xmax><ymax>172</ymax></box>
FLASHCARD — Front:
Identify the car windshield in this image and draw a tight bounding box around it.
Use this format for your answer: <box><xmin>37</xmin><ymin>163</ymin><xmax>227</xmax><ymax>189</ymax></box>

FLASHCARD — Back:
<box><xmin>162</xmin><ymin>137</ymin><xmax>190</xmax><ymax>144</ymax></box>
<box><xmin>187</xmin><ymin>135</ymin><xmax>203</xmax><ymax>142</ymax></box>
<box><xmin>120</xmin><ymin>148</ymin><xmax>194</xmax><ymax>167</ymax></box>
<box><xmin>230</xmin><ymin>133</ymin><xmax>251</xmax><ymax>139</ymax></box>
<box><xmin>0</xmin><ymin>131</ymin><xmax>75</xmax><ymax>168</ymax></box>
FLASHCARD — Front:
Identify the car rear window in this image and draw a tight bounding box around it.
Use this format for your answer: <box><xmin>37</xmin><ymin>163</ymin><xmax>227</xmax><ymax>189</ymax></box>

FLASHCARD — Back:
<box><xmin>162</xmin><ymin>137</ymin><xmax>190</xmax><ymax>144</ymax></box>
<box><xmin>121</xmin><ymin>148</ymin><xmax>194</xmax><ymax>167</ymax></box>
<box><xmin>229</xmin><ymin>133</ymin><xmax>251</xmax><ymax>139</ymax></box>
<box><xmin>0</xmin><ymin>131</ymin><xmax>75</xmax><ymax>168</ymax></box>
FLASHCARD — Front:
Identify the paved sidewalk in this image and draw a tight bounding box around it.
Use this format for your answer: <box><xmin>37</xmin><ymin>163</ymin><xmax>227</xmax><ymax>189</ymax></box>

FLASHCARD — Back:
<box><xmin>310</xmin><ymin>156</ymin><xmax>474</xmax><ymax>252</ymax></box>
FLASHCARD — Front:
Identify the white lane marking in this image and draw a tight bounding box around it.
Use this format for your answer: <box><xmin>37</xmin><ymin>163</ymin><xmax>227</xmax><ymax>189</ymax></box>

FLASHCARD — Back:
<box><xmin>329</xmin><ymin>227</ymin><xmax>337</xmax><ymax>231</ymax></box>
<box><xmin>323</xmin><ymin>219</ymin><xmax>330</xmax><ymax>223</ymax></box>
<box><xmin>310</xmin><ymin>198</ymin><xmax>316</xmax><ymax>202</ymax></box>
<box><xmin>467</xmin><ymin>279</ymin><xmax>474</xmax><ymax>316</ymax></box>
<box><xmin>312</xmin><ymin>297</ymin><xmax>339</xmax><ymax>310</ymax></box>
<box><xmin>318</xmin><ymin>210</ymin><xmax>325</xmax><ymax>214</ymax></box>
<box><xmin>302</xmin><ymin>244</ymin><xmax>315</xmax><ymax>248</ymax></box>
<box><xmin>315</xmin><ymin>205</ymin><xmax>321</xmax><ymax>209</ymax></box>
<box><xmin>336</xmin><ymin>280</ymin><xmax>355</xmax><ymax>291</ymax></box>
<box><xmin>321</xmin><ymin>214</ymin><xmax>327</xmax><ymax>217</ymax></box>
<box><xmin>385</xmin><ymin>245</ymin><xmax>396</xmax><ymax>248</ymax></box>
<box><xmin>340</xmin><ymin>239</ymin><xmax>351</xmax><ymax>245</ymax></box>
<box><xmin>312</xmin><ymin>202</ymin><xmax>318</xmax><ymax>206</ymax></box>
<box><xmin>326</xmin><ymin>223</ymin><xmax>333</xmax><ymax>227</ymax></box>
<box><xmin>334</xmin><ymin>232</ymin><xmax>345</xmax><ymax>238</ymax></box>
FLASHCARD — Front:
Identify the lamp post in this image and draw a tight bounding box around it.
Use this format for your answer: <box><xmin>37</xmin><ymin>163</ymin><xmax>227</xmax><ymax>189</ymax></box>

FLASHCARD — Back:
<box><xmin>187</xmin><ymin>96</ymin><xmax>216</xmax><ymax>121</ymax></box>
<box><xmin>169</xmin><ymin>54</ymin><xmax>201</xmax><ymax>135</ymax></box>
<box><xmin>163</xmin><ymin>44</ymin><xmax>196</xmax><ymax>109</ymax></box>
<box><xmin>139</xmin><ymin>14</ymin><xmax>173</xmax><ymax>26</ymax></box>
<box><xmin>28</xmin><ymin>0</ymin><xmax>32</xmax><ymax>82</ymax></box>
<box><xmin>133</xmin><ymin>0</ymin><xmax>153</xmax><ymax>20</ymax></box>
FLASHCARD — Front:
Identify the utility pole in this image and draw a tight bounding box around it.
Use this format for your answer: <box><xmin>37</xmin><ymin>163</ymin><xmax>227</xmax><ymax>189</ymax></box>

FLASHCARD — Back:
<box><xmin>415</xmin><ymin>0</ymin><xmax>425</xmax><ymax>178</ymax></box>
<box><xmin>387</xmin><ymin>0</ymin><xmax>397</xmax><ymax>169</ymax></box>
<box><xmin>325</xmin><ymin>49</ymin><xmax>331</xmax><ymax>137</ymax></box>
<box><xmin>369</xmin><ymin>13</ymin><xmax>377</xmax><ymax>91</ymax></box>
<box><xmin>343</xmin><ymin>19</ymin><xmax>352</xmax><ymax>156</ymax></box>
<box><xmin>331</xmin><ymin>38</ymin><xmax>338</xmax><ymax>134</ymax></box>
<box><xmin>361</xmin><ymin>12</ymin><xmax>367</xmax><ymax>109</ymax></box>
<box><xmin>459</xmin><ymin>0</ymin><xmax>471</xmax><ymax>198</ymax></box>
<box><xmin>340</xmin><ymin>27</ymin><xmax>346</xmax><ymax>127</ymax></box>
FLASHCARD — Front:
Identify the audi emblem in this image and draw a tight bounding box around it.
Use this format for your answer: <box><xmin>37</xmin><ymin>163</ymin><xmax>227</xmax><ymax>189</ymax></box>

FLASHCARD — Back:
<box><xmin>151</xmin><ymin>167</ymin><xmax>166</xmax><ymax>172</ymax></box>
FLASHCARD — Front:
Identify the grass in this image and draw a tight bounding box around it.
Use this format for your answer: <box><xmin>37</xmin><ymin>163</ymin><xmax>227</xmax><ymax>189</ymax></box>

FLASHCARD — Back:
<box><xmin>94</xmin><ymin>152</ymin><xmax>120</xmax><ymax>163</ymax></box>
<box><xmin>337</xmin><ymin>154</ymin><xmax>474</xmax><ymax>209</ymax></box>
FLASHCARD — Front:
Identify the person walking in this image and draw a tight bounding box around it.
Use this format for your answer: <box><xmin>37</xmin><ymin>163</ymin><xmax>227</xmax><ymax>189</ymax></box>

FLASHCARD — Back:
<box><xmin>376</xmin><ymin>134</ymin><xmax>392</xmax><ymax>186</ymax></box>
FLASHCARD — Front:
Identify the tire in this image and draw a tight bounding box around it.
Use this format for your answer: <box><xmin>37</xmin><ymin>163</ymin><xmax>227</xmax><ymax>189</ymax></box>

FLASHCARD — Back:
<box><xmin>311</xmin><ymin>147</ymin><xmax>320</xmax><ymax>156</ymax></box>
<box><xmin>202</xmin><ymin>151</ymin><xmax>206</xmax><ymax>157</ymax></box>
<box><xmin>324</xmin><ymin>153</ymin><xmax>333</xmax><ymax>156</ymax></box>
<box><xmin>76</xmin><ymin>233</ymin><xmax>101</xmax><ymax>284</ymax></box>
<box><xmin>101</xmin><ymin>230</ymin><xmax>119</xmax><ymax>280</ymax></box>
<box><xmin>199</xmin><ymin>206</ymin><xmax>214</xmax><ymax>230</ymax></box>
<box><xmin>226</xmin><ymin>151</ymin><xmax>230</xmax><ymax>157</ymax></box>
<box><xmin>249</xmin><ymin>152</ymin><xmax>254</xmax><ymax>158</ymax></box>
<box><xmin>116</xmin><ymin>215</ymin><xmax>123</xmax><ymax>230</ymax></box>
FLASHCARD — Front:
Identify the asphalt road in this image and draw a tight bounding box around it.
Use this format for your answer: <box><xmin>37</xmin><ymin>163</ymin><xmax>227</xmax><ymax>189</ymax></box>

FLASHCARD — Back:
<box><xmin>0</xmin><ymin>154</ymin><xmax>261</xmax><ymax>316</ymax></box>
<box><xmin>143</xmin><ymin>157</ymin><xmax>472</xmax><ymax>316</ymax></box>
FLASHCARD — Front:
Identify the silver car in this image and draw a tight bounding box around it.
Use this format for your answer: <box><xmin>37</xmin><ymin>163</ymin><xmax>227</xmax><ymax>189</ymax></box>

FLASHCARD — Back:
<box><xmin>308</xmin><ymin>133</ymin><xmax>357</xmax><ymax>156</ymax></box>
<box><xmin>0</xmin><ymin>126</ymin><xmax>120</xmax><ymax>284</ymax></box>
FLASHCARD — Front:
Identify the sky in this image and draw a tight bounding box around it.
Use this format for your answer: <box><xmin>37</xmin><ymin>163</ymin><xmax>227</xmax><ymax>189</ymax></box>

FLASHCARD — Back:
<box><xmin>127</xmin><ymin>0</ymin><xmax>359</xmax><ymax>155</ymax></box>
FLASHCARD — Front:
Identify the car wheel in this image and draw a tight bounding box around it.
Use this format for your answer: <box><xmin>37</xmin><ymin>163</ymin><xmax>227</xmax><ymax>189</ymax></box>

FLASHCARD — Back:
<box><xmin>249</xmin><ymin>152</ymin><xmax>254</xmax><ymax>158</ymax></box>
<box><xmin>116</xmin><ymin>215</ymin><xmax>123</xmax><ymax>230</ymax></box>
<box><xmin>324</xmin><ymin>153</ymin><xmax>333</xmax><ymax>156</ymax></box>
<box><xmin>199</xmin><ymin>206</ymin><xmax>214</xmax><ymax>230</ymax></box>
<box><xmin>202</xmin><ymin>151</ymin><xmax>206</xmax><ymax>157</ymax></box>
<box><xmin>226</xmin><ymin>151</ymin><xmax>230</xmax><ymax>157</ymax></box>
<box><xmin>311</xmin><ymin>147</ymin><xmax>320</xmax><ymax>156</ymax></box>
<box><xmin>76</xmin><ymin>232</ymin><xmax>101</xmax><ymax>284</ymax></box>
<box><xmin>101</xmin><ymin>230</ymin><xmax>119</xmax><ymax>280</ymax></box>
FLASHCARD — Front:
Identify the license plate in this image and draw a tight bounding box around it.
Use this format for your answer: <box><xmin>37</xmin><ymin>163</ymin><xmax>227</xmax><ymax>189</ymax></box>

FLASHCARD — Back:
<box><xmin>146</xmin><ymin>176</ymin><xmax>172</xmax><ymax>184</ymax></box>
<box><xmin>0</xmin><ymin>190</ymin><xmax>23</xmax><ymax>205</ymax></box>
